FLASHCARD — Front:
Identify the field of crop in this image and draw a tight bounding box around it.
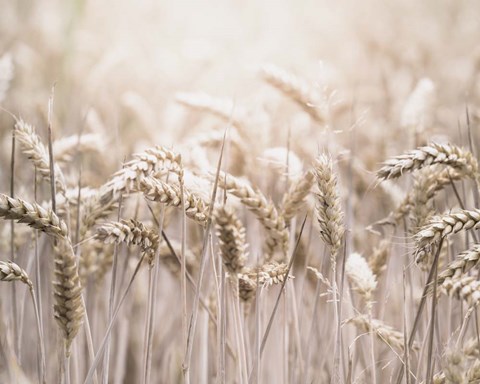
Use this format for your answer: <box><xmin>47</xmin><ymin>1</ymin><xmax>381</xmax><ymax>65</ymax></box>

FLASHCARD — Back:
<box><xmin>1</xmin><ymin>1</ymin><xmax>480</xmax><ymax>383</ymax></box>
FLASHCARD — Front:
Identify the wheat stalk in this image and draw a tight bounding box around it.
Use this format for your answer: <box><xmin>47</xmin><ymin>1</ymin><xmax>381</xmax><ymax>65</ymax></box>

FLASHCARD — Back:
<box><xmin>376</xmin><ymin>143</ymin><xmax>478</xmax><ymax>181</ymax></box>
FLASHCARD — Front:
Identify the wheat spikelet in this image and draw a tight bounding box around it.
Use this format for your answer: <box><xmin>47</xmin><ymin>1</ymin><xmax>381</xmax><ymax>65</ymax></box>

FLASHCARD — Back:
<box><xmin>415</xmin><ymin>209</ymin><xmax>480</xmax><ymax>251</ymax></box>
<box><xmin>344</xmin><ymin>315</ymin><xmax>416</xmax><ymax>352</ymax></box>
<box><xmin>313</xmin><ymin>154</ymin><xmax>344</xmax><ymax>264</ymax></box>
<box><xmin>0</xmin><ymin>261</ymin><xmax>32</xmax><ymax>289</ymax></box>
<box><xmin>214</xmin><ymin>206</ymin><xmax>248</xmax><ymax>274</ymax></box>
<box><xmin>14</xmin><ymin>119</ymin><xmax>67</xmax><ymax>194</ymax></box>
<box><xmin>0</xmin><ymin>194</ymin><xmax>68</xmax><ymax>240</ymax></box>
<box><xmin>260</xmin><ymin>64</ymin><xmax>327</xmax><ymax>123</ymax></box>
<box><xmin>436</xmin><ymin>244</ymin><xmax>480</xmax><ymax>287</ymax></box>
<box><xmin>141</xmin><ymin>177</ymin><xmax>209</xmax><ymax>226</ymax></box>
<box><xmin>376</xmin><ymin>143</ymin><xmax>478</xmax><ymax>181</ymax></box>
<box><xmin>216</xmin><ymin>172</ymin><xmax>288</xmax><ymax>258</ymax></box>
<box><xmin>281</xmin><ymin>169</ymin><xmax>315</xmax><ymax>224</ymax></box>
<box><xmin>53</xmin><ymin>240</ymin><xmax>85</xmax><ymax>357</ymax></box>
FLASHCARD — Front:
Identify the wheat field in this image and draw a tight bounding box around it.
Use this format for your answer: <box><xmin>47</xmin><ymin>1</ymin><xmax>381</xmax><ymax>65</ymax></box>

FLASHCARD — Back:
<box><xmin>1</xmin><ymin>1</ymin><xmax>480</xmax><ymax>383</ymax></box>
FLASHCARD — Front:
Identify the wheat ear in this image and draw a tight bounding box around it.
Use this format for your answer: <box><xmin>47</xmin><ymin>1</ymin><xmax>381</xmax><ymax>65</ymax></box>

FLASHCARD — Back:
<box><xmin>260</xmin><ymin>64</ymin><xmax>327</xmax><ymax>123</ymax></box>
<box><xmin>344</xmin><ymin>315</ymin><xmax>417</xmax><ymax>352</ymax></box>
<box><xmin>141</xmin><ymin>177</ymin><xmax>209</xmax><ymax>226</ymax></box>
<box><xmin>214</xmin><ymin>206</ymin><xmax>248</xmax><ymax>274</ymax></box>
<box><xmin>53</xmin><ymin>240</ymin><xmax>85</xmax><ymax>356</ymax></box>
<box><xmin>281</xmin><ymin>169</ymin><xmax>315</xmax><ymax>225</ymax></box>
<box><xmin>175</xmin><ymin>92</ymin><xmax>247</xmax><ymax>131</ymax></box>
<box><xmin>440</xmin><ymin>275</ymin><xmax>480</xmax><ymax>307</ymax></box>
<box><xmin>0</xmin><ymin>194</ymin><xmax>68</xmax><ymax>239</ymax></box>
<box><xmin>313</xmin><ymin>154</ymin><xmax>344</xmax><ymax>264</ymax></box>
<box><xmin>14</xmin><ymin>119</ymin><xmax>67</xmax><ymax>194</ymax></box>
<box><xmin>0</xmin><ymin>260</ymin><xmax>32</xmax><ymax>288</ymax></box>
<box><xmin>376</xmin><ymin>143</ymin><xmax>478</xmax><ymax>181</ymax></box>
<box><xmin>415</xmin><ymin>208</ymin><xmax>480</xmax><ymax>251</ymax></box>
<box><xmin>435</xmin><ymin>244</ymin><xmax>480</xmax><ymax>287</ymax></box>
<box><xmin>216</xmin><ymin>172</ymin><xmax>288</xmax><ymax>258</ymax></box>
